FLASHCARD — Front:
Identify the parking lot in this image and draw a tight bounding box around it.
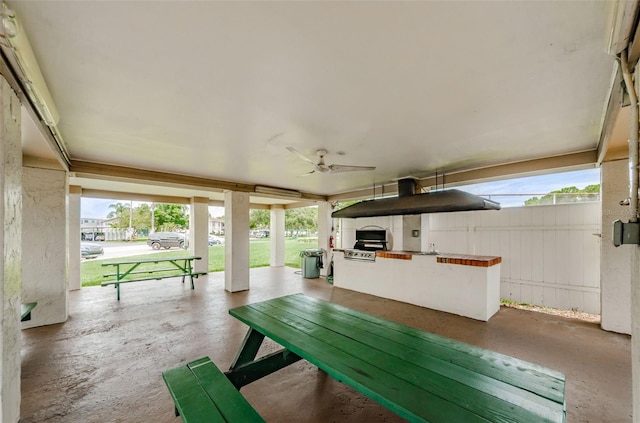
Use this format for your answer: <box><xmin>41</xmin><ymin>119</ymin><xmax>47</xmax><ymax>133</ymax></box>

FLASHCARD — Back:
<box><xmin>84</xmin><ymin>241</ymin><xmax>165</xmax><ymax>261</ymax></box>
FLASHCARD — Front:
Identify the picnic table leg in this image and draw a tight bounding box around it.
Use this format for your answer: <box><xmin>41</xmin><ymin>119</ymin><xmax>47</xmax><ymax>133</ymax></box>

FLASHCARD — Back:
<box><xmin>225</xmin><ymin>348</ymin><xmax>302</xmax><ymax>390</ymax></box>
<box><xmin>115</xmin><ymin>264</ymin><xmax>122</xmax><ymax>301</ymax></box>
<box><xmin>226</xmin><ymin>328</ymin><xmax>301</xmax><ymax>389</ymax></box>
<box><xmin>186</xmin><ymin>259</ymin><xmax>194</xmax><ymax>289</ymax></box>
<box><xmin>230</xmin><ymin>328</ymin><xmax>265</xmax><ymax>368</ymax></box>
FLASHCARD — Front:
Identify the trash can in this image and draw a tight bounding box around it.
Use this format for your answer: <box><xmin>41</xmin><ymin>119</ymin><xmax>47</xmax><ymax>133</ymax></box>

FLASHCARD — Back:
<box><xmin>300</xmin><ymin>249</ymin><xmax>323</xmax><ymax>279</ymax></box>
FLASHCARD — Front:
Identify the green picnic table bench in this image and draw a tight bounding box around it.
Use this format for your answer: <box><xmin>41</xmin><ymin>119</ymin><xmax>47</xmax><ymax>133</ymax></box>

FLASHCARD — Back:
<box><xmin>21</xmin><ymin>302</ymin><xmax>37</xmax><ymax>322</ymax></box>
<box><xmin>163</xmin><ymin>293</ymin><xmax>566</xmax><ymax>423</ymax></box>
<box><xmin>102</xmin><ymin>256</ymin><xmax>205</xmax><ymax>300</ymax></box>
<box><xmin>163</xmin><ymin>356</ymin><xmax>264</xmax><ymax>423</ymax></box>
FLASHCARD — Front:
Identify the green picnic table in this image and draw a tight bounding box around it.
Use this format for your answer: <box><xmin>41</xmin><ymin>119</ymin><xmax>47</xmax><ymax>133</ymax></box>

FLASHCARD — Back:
<box><xmin>102</xmin><ymin>256</ymin><xmax>205</xmax><ymax>300</ymax></box>
<box><xmin>164</xmin><ymin>293</ymin><xmax>566</xmax><ymax>422</ymax></box>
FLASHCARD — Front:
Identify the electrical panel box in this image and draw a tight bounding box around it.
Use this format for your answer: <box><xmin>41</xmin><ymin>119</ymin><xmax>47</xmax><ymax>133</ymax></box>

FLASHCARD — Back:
<box><xmin>613</xmin><ymin>220</ymin><xmax>640</xmax><ymax>247</ymax></box>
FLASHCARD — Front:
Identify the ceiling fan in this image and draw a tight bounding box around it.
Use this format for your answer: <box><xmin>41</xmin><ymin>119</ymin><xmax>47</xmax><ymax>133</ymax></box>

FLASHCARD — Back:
<box><xmin>286</xmin><ymin>147</ymin><xmax>376</xmax><ymax>176</ymax></box>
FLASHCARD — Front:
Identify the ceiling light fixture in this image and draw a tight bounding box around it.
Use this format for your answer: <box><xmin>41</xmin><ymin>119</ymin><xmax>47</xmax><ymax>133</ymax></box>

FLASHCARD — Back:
<box><xmin>1</xmin><ymin>3</ymin><xmax>59</xmax><ymax>126</ymax></box>
<box><xmin>254</xmin><ymin>185</ymin><xmax>302</xmax><ymax>198</ymax></box>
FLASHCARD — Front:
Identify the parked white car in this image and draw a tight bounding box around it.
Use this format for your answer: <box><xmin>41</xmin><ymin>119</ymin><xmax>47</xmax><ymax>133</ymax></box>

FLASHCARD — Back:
<box><xmin>208</xmin><ymin>235</ymin><xmax>224</xmax><ymax>246</ymax></box>
<box><xmin>81</xmin><ymin>242</ymin><xmax>104</xmax><ymax>259</ymax></box>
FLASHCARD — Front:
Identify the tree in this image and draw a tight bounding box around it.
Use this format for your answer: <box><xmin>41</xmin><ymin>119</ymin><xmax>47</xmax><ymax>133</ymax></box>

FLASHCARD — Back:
<box><xmin>285</xmin><ymin>207</ymin><xmax>317</xmax><ymax>236</ymax></box>
<box><xmin>132</xmin><ymin>203</ymin><xmax>152</xmax><ymax>233</ymax></box>
<box><xmin>249</xmin><ymin>209</ymin><xmax>270</xmax><ymax>229</ymax></box>
<box><xmin>524</xmin><ymin>184</ymin><xmax>600</xmax><ymax>206</ymax></box>
<box><xmin>107</xmin><ymin>202</ymin><xmax>132</xmax><ymax>229</ymax></box>
<box><xmin>154</xmin><ymin>203</ymin><xmax>189</xmax><ymax>231</ymax></box>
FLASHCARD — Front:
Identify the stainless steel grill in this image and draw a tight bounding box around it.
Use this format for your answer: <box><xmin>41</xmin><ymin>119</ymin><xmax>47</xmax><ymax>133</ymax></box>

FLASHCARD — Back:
<box><xmin>343</xmin><ymin>249</ymin><xmax>377</xmax><ymax>262</ymax></box>
<box><xmin>343</xmin><ymin>228</ymin><xmax>388</xmax><ymax>262</ymax></box>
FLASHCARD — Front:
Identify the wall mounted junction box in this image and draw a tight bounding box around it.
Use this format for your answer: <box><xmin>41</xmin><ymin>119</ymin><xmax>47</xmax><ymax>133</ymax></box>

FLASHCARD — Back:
<box><xmin>613</xmin><ymin>220</ymin><xmax>640</xmax><ymax>246</ymax></box>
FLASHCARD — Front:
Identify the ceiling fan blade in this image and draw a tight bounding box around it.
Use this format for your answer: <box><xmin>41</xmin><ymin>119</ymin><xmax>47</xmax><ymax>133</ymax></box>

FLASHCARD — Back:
<box><xmin>299</xmin><ymin>170</ymin><xmax>316</xmax><ymax>177</ymax></box>
<box><xmin>329</xmin><ymin>164</ymin><xmax>376</xmax><ymax>173</ymax></box>
<box><xmin>286</xmin><ymin>146</ymin><xmax>315</xmax><ymax>164</ymax></box>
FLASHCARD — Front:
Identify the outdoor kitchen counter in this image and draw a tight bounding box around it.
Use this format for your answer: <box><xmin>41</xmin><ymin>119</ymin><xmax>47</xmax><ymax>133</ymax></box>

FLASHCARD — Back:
<box><xmin>376</xmin><ymin>251</ymin><xmax>502</xmax><ymax>267</ymax></box>
<box><xmin>334</xmin><ymin>251</ymin><xmax>501</xmax><ymax>321</ymax></box>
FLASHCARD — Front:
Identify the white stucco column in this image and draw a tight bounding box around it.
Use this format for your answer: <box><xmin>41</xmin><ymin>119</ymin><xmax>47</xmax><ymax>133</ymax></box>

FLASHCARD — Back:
<box><xmin>22</xmin><ymin>167</ymin><xmax>68</xmax><ymax>328</ymax></box>
<box><xmin>600</xmin><ymin>159</ymin><xmax>632</xmax><ymax>334</ymax></box>
<box><xmin>317</xmin><ymin>202</ymin><xmax>332</xmax><ymax>276</ymax></box>
<box><xmin>1</xmin><ymin>76</ymin><xmax>22</xmax><ymax>423</ymax></box>
<box><xmin>68</xmin><ymin>185</ymin><xmax>81</xmax><ymax>291</ymax></box>
<box><xmin>224</xmin><ymin>191</ymin><xmax>250</xmax><ymax>292</ymax></box>
<box><xmin>633</xmin><ymin>244</ymin><xmax>640</xmax><ymax>423</ymax></box>
<box><xmin>189</xmin><ymin>196</ymin><xmax>209</xmax><ymax>273</ymax></box>
<box><xmin>270</xmin><ymin>205</ymin><xmax>285</xmax><ymax>267</ymax></box>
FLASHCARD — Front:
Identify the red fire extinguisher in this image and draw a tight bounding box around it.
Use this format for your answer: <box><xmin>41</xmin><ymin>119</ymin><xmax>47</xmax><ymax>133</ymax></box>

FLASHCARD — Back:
<box><xmin>329</xmin><ymin>235</ymin><xmax>334</xmax><ymax>249</ymax></box>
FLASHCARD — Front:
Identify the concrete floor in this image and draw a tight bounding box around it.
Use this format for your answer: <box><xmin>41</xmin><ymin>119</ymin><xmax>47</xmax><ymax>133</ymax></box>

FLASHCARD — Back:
<box><xmin>20</xmin><ymin>267</ymin><xmax>631</xmax><ymax>423</ymax></box>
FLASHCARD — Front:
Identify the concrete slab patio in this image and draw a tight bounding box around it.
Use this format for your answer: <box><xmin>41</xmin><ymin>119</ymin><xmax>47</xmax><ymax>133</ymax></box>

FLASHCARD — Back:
<box><xmin>20</xmin><ymin>267</ymin><xmax>631</xmax><ymax>422</ymax></box>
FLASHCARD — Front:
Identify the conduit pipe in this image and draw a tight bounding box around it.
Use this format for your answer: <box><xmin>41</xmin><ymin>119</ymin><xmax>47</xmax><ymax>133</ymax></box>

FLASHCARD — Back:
<box><xmin>621</xmin><ymin>48</ymin><xmax>640</xmax><ymax>222</ymax></box>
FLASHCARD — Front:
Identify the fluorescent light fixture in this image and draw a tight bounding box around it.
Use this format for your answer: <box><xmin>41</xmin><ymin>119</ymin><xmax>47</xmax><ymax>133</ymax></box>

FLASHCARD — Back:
<box><xmin>254</xmin><ymin>185</ymin><xmax>302</xmax><ymax>198</ymax></box>
<box><xmin>2</xmin><ymin>3</ymin><xmax>59</xmax><ymax>126</ymax></box>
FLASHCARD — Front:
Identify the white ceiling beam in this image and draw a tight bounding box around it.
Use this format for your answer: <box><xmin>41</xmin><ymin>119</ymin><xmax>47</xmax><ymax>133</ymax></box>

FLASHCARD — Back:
<box><xmin>0</xmin><ymin>51</ymin><xmax>69</xmax><ymax>170</ymax></box>
<box><xmin>71</xmin><ymin>160</ymin><xmax>328</xmax><ymax>203</ymax></box>
<box><xmin>608</xmin><ymin>0</ymin><xmax>640</xmax><ymax>55</ymax></box>
<box><xmin>597</xmin><ymin>64</ymin><xmax>624</xmax><ymax>165</ymax></box>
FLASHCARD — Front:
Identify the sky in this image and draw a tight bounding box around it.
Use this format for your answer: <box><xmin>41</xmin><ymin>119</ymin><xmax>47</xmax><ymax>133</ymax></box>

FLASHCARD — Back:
<box><xmin>80</xmin><ymin>168</ymin><xmax>601</xmax><ymax>218</ymax></box>
<box><xmin>459</xmin><ymin>168</ymin><xmax>601</xmax><ymax>207</ymax></box>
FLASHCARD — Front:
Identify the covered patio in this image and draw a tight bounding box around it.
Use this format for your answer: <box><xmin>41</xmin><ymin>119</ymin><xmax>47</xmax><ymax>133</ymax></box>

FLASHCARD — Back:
<box><xmin>1</xmin><ymin>1</ymin><xmax>640</xmax><ymax>421</ymax></box>
<box><xmin>21</xmin><ymin>268</ymin><xmax>630</xmax><ymax>423</ymax></box>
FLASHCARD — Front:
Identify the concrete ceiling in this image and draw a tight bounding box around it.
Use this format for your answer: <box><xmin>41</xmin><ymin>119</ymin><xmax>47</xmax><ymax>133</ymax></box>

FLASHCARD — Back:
<box><xmin>10</xmin><ymin>1</ymin><xmax>619</xmax><ymax>201</ymax></box>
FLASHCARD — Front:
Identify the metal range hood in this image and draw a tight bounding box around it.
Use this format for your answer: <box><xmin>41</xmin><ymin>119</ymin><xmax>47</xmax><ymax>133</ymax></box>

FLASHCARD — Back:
<box><xmin>332</xmin><ymin>178</ymin><xmax>501</xmax><ymax>218</ymax></box>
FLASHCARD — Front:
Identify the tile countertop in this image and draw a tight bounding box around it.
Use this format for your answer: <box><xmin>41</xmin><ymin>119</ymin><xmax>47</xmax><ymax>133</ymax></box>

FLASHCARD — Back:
<box><xmin>374</xmin><ymin>251</ymin><xmax>502</xmax><ymax>267</ymax></box>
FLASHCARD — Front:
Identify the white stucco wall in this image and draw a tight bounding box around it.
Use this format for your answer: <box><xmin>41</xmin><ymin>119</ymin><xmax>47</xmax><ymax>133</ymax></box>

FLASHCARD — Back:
<box><xmin>340</xmin><ymin>216</ymin><xmax>396</xmax><ymax>250</ymax></box>
<box><xmin>22</xmin><ymin>167</ymin><xmax>68</xmax><ymax>328</ymax></box>
<box><xmin>632</xmin><ymin>245</ymin><xmax>640</xmax><ymax>421</ymax></box>
<box><xmin>334</xmin><ymin>254</ymin><xmax>501</xmax><ymax>321</ymax></box>
<box><xmin>401</xmin><ymin>215</ymin><xmax>422</xmax><ymax>251</ymax></box>
<box><xmin>1</xmin><ymin>77</ymin><xmax>22</xmax><ymax>423</ymax></box>
<box><xmin>600</xmin><ymin>159</ymin><xmax>632</xmax><ymax>334</ymax></box>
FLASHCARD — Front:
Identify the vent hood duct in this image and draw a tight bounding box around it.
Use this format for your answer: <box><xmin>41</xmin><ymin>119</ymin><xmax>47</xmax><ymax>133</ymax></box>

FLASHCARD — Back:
<box><xmin>332</xmin><ymin>178</ymin><xmax>500</xmax><ymax>218</ymax></box>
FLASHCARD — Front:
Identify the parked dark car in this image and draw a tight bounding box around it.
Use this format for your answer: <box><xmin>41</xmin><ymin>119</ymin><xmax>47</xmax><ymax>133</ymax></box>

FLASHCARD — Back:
<box><xmin>81</xmin><ymin>242</ymin><xmax>104</xmax><ymax>259</ymax></box>
<box><xmin>147</xmin><ymin>232</ymin><xmax>186</xmax><ymax>250</ymax></box>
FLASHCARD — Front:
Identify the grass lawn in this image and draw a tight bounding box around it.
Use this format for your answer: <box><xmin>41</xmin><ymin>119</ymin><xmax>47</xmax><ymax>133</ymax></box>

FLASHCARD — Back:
<box><xmin>81</xmin><ymin>239</ymin><xmax>319</xmax><ymax>287</ymax></box>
